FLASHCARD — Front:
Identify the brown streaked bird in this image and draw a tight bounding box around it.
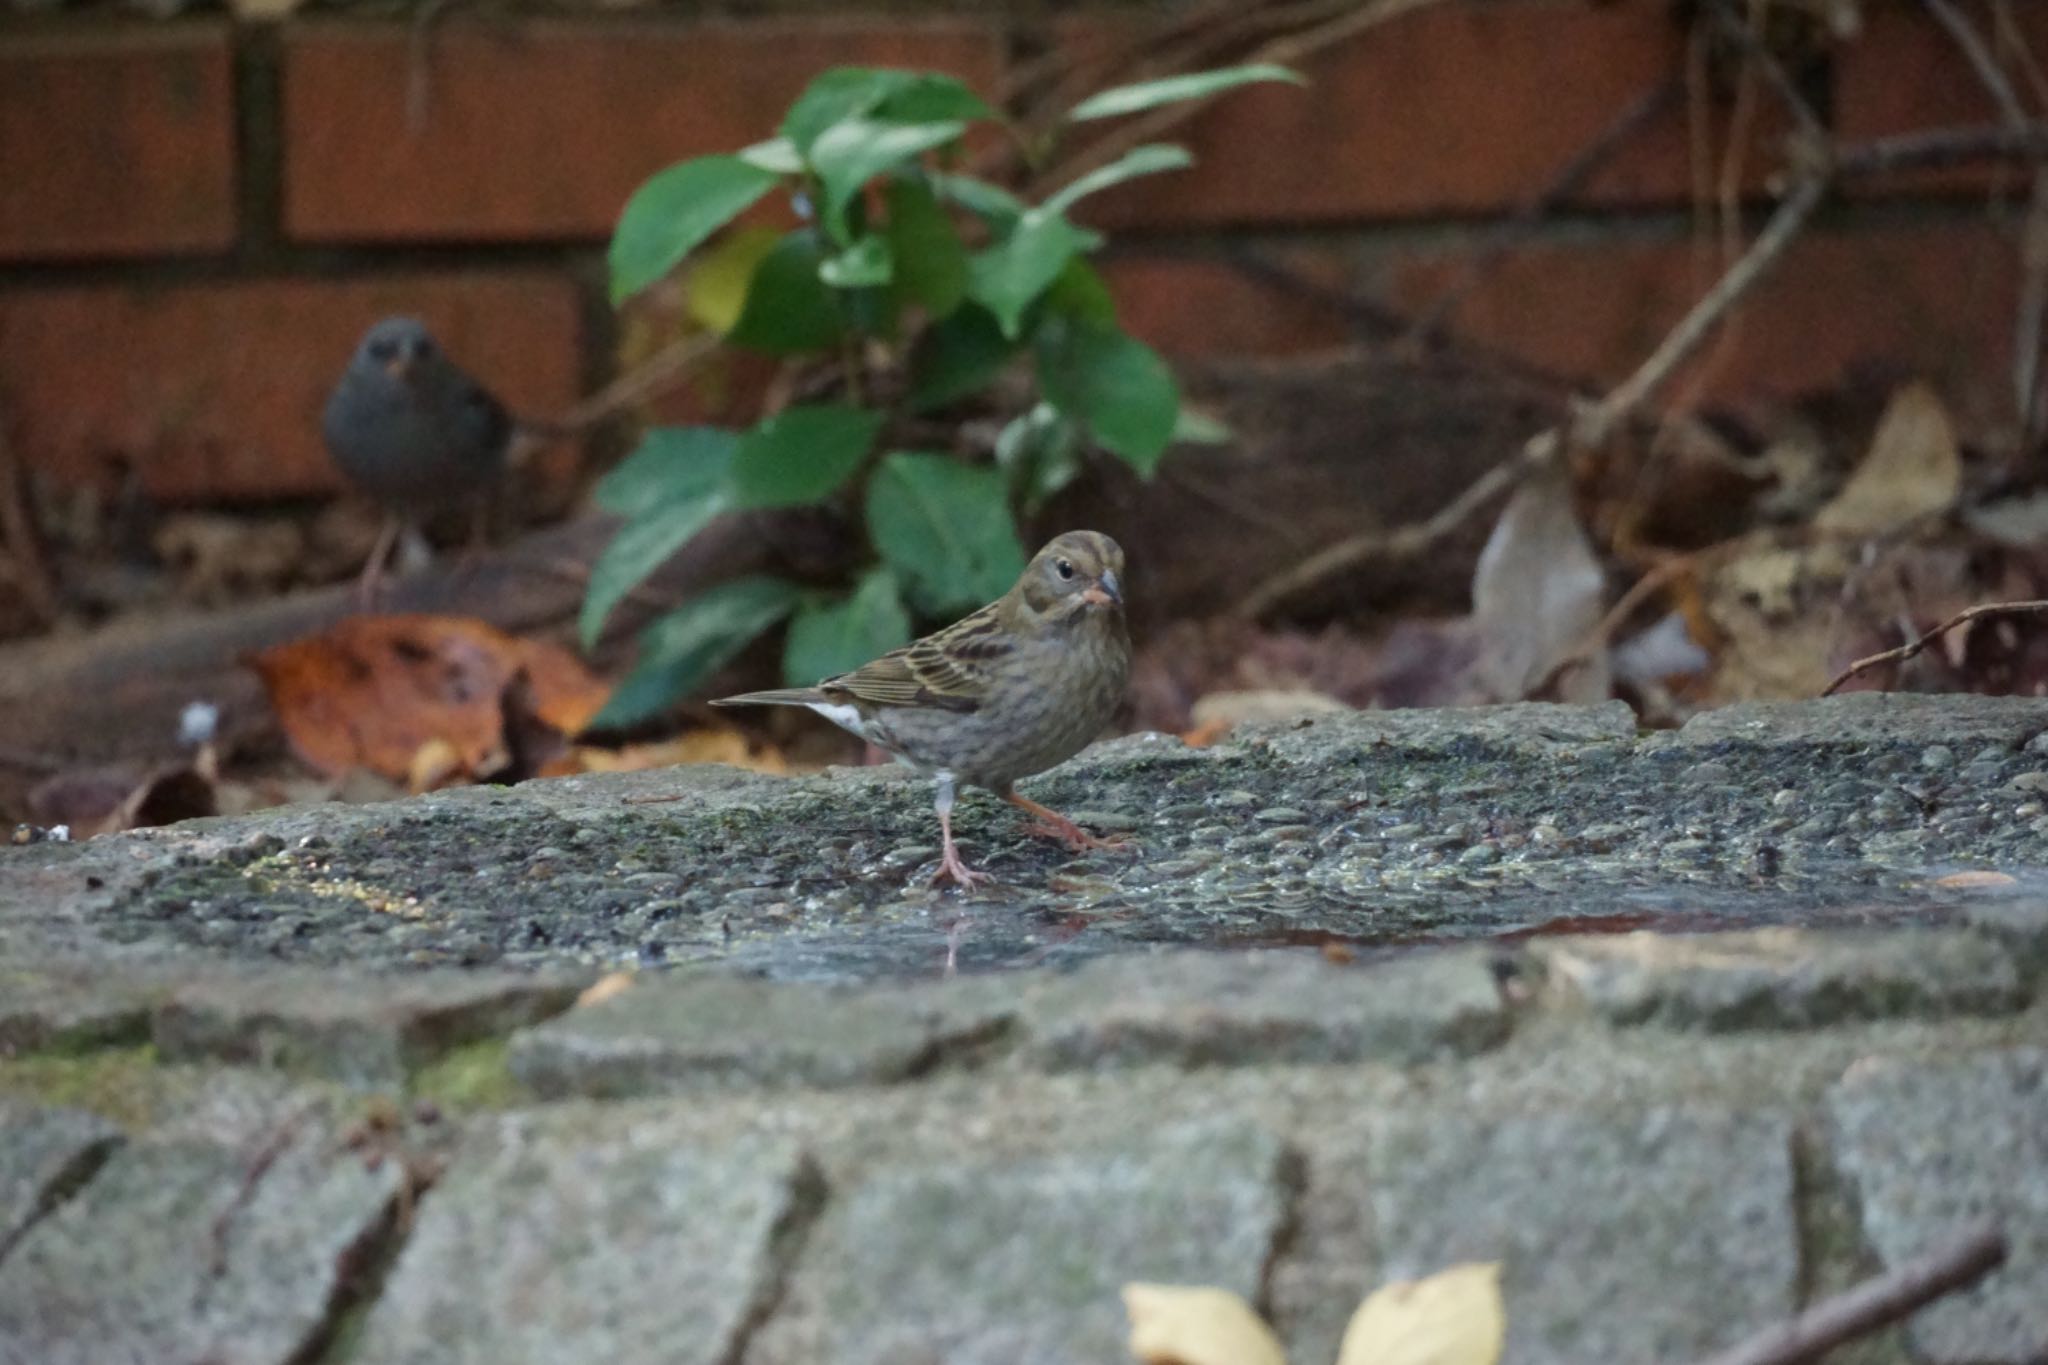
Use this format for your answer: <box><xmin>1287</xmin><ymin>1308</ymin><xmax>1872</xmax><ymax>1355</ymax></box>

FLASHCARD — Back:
<box><xmin>712</xmin><ymin>530</ymin><xmax>1133</xmax><ymax>888</ymax></box>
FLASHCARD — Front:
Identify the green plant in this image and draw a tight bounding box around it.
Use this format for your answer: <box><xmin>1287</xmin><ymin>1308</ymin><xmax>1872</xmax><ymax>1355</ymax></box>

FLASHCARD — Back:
<box><xmin>584</xmin><ymin>62</ymin><xmax>1302</xmax><ymax>728</ymax></box>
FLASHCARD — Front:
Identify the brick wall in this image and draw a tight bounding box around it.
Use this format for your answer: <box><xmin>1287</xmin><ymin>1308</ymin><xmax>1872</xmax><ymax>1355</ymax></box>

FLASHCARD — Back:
<box><xmin>0</xmin><ymin>1</ymin><xmax>2035</xmax><ymax>505</ymax></box>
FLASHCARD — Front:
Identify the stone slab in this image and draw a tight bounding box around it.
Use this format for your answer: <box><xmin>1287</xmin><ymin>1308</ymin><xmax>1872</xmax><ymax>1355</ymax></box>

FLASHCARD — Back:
<box><xmin>508</xmin><ymin>974</ymin><xmax>1013</xmax><ymax>1098</ymax></box>
<box><xmin>355</xmin><ymin>1112</ymin><xmax>818</xmax><ymax>1365</ymax></box>
<box><xmin>1540</xmin><ymin>928</ymin><xmax>2029</xmax><ymax>1031</ymax></box>
<box><xmin>1671</xmin><ymin>694</ymin><xmax>2048</xmax><ymax>749</ymax></box>
<box><xmin>0</xmin><ymin>1102</ymin><xmax>120</xmax><ymax>1263</ymax></box>
<box><xmin>1018</xmin><ymin>947</ymin><xmax>1509</xmax><ymax>1069</ymax></box>
<box><xmin>155</xmin><ymin>968</ymin><xmax>588</xmax><ymax>1087</ymax></box>
<box><xmin>0</xmin><ymin>961</ymin><xmax>164</xmax><ymax>1057</ymax></box>
<box><xmin>0</xmin><ymin>1100</ymin><xmax>400</xmax><ymax>1365</ymax></box>
<box><xmin>1365</xmin><ymin>1107</ymin><xmax>1799</xmax><ymax>1364</ymax></box>
<box><xmin>751</xmin><ymin>1119</ymin><xmax>1295</xmax><ymax>1365</ymax></box>
<box><xmin>1826</xmin><ymin>1048</ymin><xmax>2048</xmax><ymax>1364</ymax></box>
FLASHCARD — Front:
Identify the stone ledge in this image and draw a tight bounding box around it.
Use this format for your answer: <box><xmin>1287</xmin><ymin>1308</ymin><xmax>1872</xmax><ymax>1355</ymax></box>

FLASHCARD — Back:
<box><xmin>0</xmin><ymin>1102</ymin><xmax>121</xmax><ymax>1265</ymax></box>
<box><xmin>1538</xmin><ymin>928</ymin><xmax>2031</xmax><ymax>1031</ymax></box>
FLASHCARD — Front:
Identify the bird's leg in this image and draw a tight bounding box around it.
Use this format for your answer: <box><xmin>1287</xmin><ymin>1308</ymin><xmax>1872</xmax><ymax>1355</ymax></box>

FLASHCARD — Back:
<box><xmin>1004</xmin><ymin>792</ymin><xmax>1137</xmax><ymax>855</ymax></box>
<box><xmin>355</xmin><ymin>516</ymin><xmax>401</xmax><ymax>611</ymax></box>
<box><xmin>930</xmin><ymin>775</ymin><xmax>992</xmax><ymax>889</ymax></box>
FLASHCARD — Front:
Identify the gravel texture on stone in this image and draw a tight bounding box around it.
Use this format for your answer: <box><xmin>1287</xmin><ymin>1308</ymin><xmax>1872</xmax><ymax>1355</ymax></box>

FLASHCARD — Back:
<box><xmin>5</xmin><ymin>697</ymin><xmax>2048</xmax><ymax>980</ymax></box>
<box><xmin>1826</xmin><ymin>1048</ymin><xmax>2048</xmax><ymax>1364</ymax></box>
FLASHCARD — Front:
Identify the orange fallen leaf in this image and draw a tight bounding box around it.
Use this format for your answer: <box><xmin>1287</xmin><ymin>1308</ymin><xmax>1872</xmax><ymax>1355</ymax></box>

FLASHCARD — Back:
<box><xmin>1931</xmin><ymin>870</ymin><xmax>2018</xmax><ymax>890</ymax></box>
<box><xmin>1179</xmin><ymin>719</ymin><xmax>1233</xmax><ymax>749</ymax></box>
<box><xmin>576</xmin><ymin>970</ymin><xmax>637</xmax><ymax>1009</ymax></box>
<box><xmin>573</xmin><ymin>725</ymin><xmax>791</xmax><ymax>776</ymax></box>
<box><xmin>249</xmin><ymin>614</ymin><xmax>608</xmax><ymax>782</ymax></box>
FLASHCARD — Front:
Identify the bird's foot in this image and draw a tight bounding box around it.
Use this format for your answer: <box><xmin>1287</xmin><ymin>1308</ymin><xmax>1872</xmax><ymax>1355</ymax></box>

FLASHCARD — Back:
<box><xmin>1007</xmin><ymin>793</ymin><xmax>1139</xmax><ymax>856</ymax></box>
<box><xmin>930</xmin><ymin>843</ymin><xmax>994</xmax><ymax>890</ymax></box>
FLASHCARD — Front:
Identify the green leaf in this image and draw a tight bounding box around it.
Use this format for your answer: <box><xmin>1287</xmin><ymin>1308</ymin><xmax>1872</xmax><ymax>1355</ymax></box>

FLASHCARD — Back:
<box><xmin>1172</xmin><ymin>405</ymin><xmax>1234</xmax><ymax>445</ymax></box>
<box><xmin>593</xmin><ymin>426</ymin><xmax>738</xmax><ymax>516</ymax></box>
<box><xmin>609</xmin><ymin>155</ymin><xmax>782</xmax><ymax>304</ymax></box>
<box><xmin>886</xmin><ymin>177</ymin><xmax>968</xmax><ymax>316</ymax></box>
<box><xmin>1035</xmin><ymin>316</ymin><xmax>1180</xmax><ymax>474</ymax></box>
<box><xmin>809</xmin><ymin>118</ymin><xmax>965</xmax><ymax>242</ymax></box>
<box><xmin>1043</xmin><ymin>144</ymin><xmax>1194</xmax><ymax>217</ymax></box>
<box><xmin>591</xmin><ymin>577</ymin><xmax>803</xmax><ymax>729</ymax></box>
<box><xmin>866</xmin><ymin>451</ymin><xmax>1027</xmax><ymax>613</ymax></box>
<box><xmin>782</xmin><ymin>68</ymin><xmax>921</xmax><ymax>152</ymax></box>
<box><xmin>686</xmin><ymin>225</ymin><xmax>784</xmax><ymax>333</ymax></box>
<box><xmin>995</xmin><ymin>402</ymin><xmax>1083</xmax><ymax>513</ymax></box>
<box><xmin>908</xmin><ymin>304</ymin><xmax>1019</xmax><ymax>411</ymax></box>
<box><xmin>738</xmin><ymin>136</ymin><xmax>805</xmax><ymax>175</ymax></box>
<box><xmin>819</xmin><ymin>234</ymin><xmax>894</xmax><ymax>288</ymax></box>
<box><xmin>871</xmin><ymin>73</ymin><xmax>994</xmax><ymax>126</ymax></box>
<box><xmin>1041</xmin><ymin>257</ymin><xmax>1117</xmax><ymax>325</ymax></box>
<box><xmin>932</xmin><ymin>173</ymin><xmax>1025</xmax><ymax>228</ymax></box>
<box><xmin>728</xmin><ymin>231</ymin><xmax>845</xmax><ymax>354</ymax></box>
<box><xmin>783</xmin><ymin>568</ymin><xmax>913</xmax><ymax>685</ymax></box>
<box><xmin>968</xmin><ymin>211</ymin><xmax>1101</xmax><ymax>338</ymax></box>
<box><xmin>579</xmin><ymin>482</ymin><xmax>731</xmax><ymax>649</ymax></box>
<box><xmin>727</xmin><ymin>404</ymin><xmax>884</xmax><ymax>508</ymax></box>
<box><xmin>1065</xmin><ymin>64</ymin><xmax>1304</xmax><ymax>122</ymax></box>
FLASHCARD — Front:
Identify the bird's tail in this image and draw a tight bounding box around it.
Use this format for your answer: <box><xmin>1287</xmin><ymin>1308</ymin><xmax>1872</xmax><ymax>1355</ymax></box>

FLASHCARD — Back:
<box><xmin>709</xmin><ymin>688</ymin><xmax>827</xmax><ymax>708</ymax></box>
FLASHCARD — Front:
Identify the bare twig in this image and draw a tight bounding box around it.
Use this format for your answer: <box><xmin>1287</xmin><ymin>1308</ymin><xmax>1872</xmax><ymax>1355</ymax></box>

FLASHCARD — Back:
<box><xmin>1230</xmin><ymin>430</ymin><xmax>1555</xmax><ymax>620</ymax></box>
<box><xmin>1709</xmin><ymin>1</ymin><xmax>1826</xmax><ymax>146</ymax></box>
<box><xmin>1688</xmin><ymin>1223</ymin><xmax>2006</xmax><ymax>1365</ymax></box>
<box><xmin>405</xmin><ymin>0</ymin><xmax>458</xmax><ymax>133</ymax></box>
<box><xmin>1922</xmin><ymin>0</ymin><xmax>2034</xmax><ymax>129</ymax></box>
<box><xmin>1833</xmin><ymin>123</ymin><xmax>2048</xmax><ymax>177</ymax></box>
<box><xmin>1822</xmin><ymin>600</ymin><xmax>2048</xmax><ymax>696</ymax></box>
<box><xmin>1412</xmin><ymin>78</ymin><xmax>1682</xmax><ymax>340</ymax></box>
<box><xmin>0</xmin><ymin>411</ymin><xmax>59</xmax><ymax>628</ymax></box>
<box><xmin>542</xmin><ymin>331</ymin><xmax>722</xmax><ymax>436</ymax></box>
<box><xmin>1030</xmin><ymin>0</ymin><xmax>1446</xmax><ymax>201</ymax></box>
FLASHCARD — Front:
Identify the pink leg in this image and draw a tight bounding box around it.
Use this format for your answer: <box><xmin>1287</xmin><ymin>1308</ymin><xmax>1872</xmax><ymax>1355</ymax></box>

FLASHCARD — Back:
<box><xmin>1004</xmin><ymin>792</ymin><xmax>1137</xmax><ymax>855</ymax></box>
<box><xmin>355</xmin><ymin>517</ymin><xmax>400</xmax><ymax>611</ymax></box>
<box><xmin>931</xmin><ymin>804</ymin><xmax>992</xmax><ymax>889</ymax></box>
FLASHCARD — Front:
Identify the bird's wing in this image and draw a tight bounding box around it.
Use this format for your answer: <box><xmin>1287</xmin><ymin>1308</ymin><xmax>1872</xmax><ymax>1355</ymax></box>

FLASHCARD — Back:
<box><xmin>825</xmin><ymin>603</ymin><xmax>1014</xmax><ymax>713</ymax></box>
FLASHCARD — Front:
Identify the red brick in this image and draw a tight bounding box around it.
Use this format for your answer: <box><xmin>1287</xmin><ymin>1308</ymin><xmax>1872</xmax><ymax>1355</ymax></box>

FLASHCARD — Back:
<box><xmin>1099</xmin><ymin>252</ymin><xmax>1353</xmax><ymax>357</ymax></box>
<box><xmin>1836</xmin><ymin>1</ymin><xmax>2048</xmax><ymax>196</ymax></box>
<box><xmin>0</xmin><ymin>27</ymin><xmax>237</xmax><ymax>262</ymax></box>
<box><xmin>0</xmin><ymin>274</ymin><xmax>584</xmax><ymax>503</ymax></box>
<box><xmin>1057</xmin><ymin>0</ymin><xmax>1781</xmax><ymax>229</ymax></box>
<box><xmin>1387</xmin><ymin>221</ymin><xmax>2016</xmax><ymax>418</ymax></box>
<box><xmin>282</xmin><ymin>18</ymin><xmax>1005</xmax><ymax>243</ymax></box>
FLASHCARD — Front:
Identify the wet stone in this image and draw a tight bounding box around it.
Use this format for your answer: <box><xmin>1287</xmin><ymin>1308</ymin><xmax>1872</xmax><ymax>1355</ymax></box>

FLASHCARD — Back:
<box><xmin>0</xmin><ymin>1101</ymin><xmax>400</xmax><ymax>1365</ymax></box>
<box><xmin>1540</xmin><ymin>929</ymin><xmax>2028</xmax><ymax>1030</ymax></box>
<box><xmin>0</xmin><ymin>1102</ymin><xmax>121</xmax><ymax>1261</ymax></box>
<box><xmin>153</xmin><ymin>968</ymin><xmax>589</xmax><ymax>1087</ymax></box>
<box><xmin>1018</xmin><ymin>948</ymin><xmax>1509</xmax><ymax>1070</ymax></box>
<box><xmin>1366</xmin><ymin>1108</ymin><xmax>1797</xmax><ymax>1365</ymax></box>
<box><xmin>751</xmin><ymin>1120</ymin><xmax>1293</xmax><ymax>1365</ymax></box>
<box><xmin>355</xmin><ymin>1113</ymin><xmax>819</xmax><ymax>1365</ymax></box>
<box><xmin>507</xmin><ymin>975</ymin><xmax>1016</xmax><ymax>1098</ymax></box>
<box><xmin>1826</xmin><ymin>1049</ymin><xmax>2048</xmax><ymax>1364</ymax></box>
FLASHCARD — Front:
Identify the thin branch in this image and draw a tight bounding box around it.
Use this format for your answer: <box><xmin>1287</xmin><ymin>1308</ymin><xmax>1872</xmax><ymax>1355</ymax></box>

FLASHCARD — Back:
<box><xmin>539</xmin><ymin>331</ymin><xmax>723</xmax><ymax>437</ymax></box>
<box><xmin>1822</xmin><ymin>600</ymin><xmax>2048</xmax><ymax>696</ymax></box>
<box><xmin>1709</xmin><ymin>0</ymin><xmax>1826</xmax><ymax>146</ymax></box>
<box><xmin>0</xmin><ymin>409</ymin><xmax>59</xmax><ymax>628</ymax></box>
<box><xmin>1687</xmin><ymin>1223</ymin><xmax>2006</xmax><ymax>1365</ymax></box>
<box><xmin>1922</xmin><ymin>0</ymin><xmax>2033</xmax><ymax>130</ymax></box>
<box><xmin>1412</xmin><ymin>78</ymin><xmax>1682</xmax><ymax>340</ymax></box>
<box><xmin>1230</xmin><ymin>431</ymin><xmax>1554</xmax><ymax>620</ymax></box>
<box><xmin>1833</xmin><ymin>123</ymin><xmax>2048</xmax><ymax>177</ymax></box>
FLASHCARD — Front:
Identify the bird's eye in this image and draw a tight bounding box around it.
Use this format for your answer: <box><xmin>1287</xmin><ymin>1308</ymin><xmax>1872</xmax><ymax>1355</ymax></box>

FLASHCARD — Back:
<box><xmin>367</xmin><ymin>338</ymin><xmax>397</xmax><ymax>362</ymax></box>
<box><xmin>413</xmin><ymin>336</ymin><xmax>435</xmax><ymax>358</ymax></box>
<box><xmin>1055</xmin><ymin>559</ymin><xmax>1076</xmax><ymax>581</ymax></box>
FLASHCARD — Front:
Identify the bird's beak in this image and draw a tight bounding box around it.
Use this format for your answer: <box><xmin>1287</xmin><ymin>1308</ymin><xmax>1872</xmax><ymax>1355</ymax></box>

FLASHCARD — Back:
<box><xmin>384</xmin><ymin>354</ymin><xmax>412</xmax><ymax>382</ymax></box>
<box><xmin>1081</xmin><ymin>568</ymin><xmax>1122</xmax><ymax>609</ymax></box>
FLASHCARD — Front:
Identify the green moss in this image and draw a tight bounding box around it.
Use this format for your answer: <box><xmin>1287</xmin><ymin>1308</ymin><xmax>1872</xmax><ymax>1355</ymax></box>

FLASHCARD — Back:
<box><xmin>0</xmin><ymin>1045</ymin><xmax>166</xmax><ymax>1129</ymax></box>
<box><xmin>409</xmin><ymin>1037</ymin><xmax>524</xmax><ymax>1111</ymax></box>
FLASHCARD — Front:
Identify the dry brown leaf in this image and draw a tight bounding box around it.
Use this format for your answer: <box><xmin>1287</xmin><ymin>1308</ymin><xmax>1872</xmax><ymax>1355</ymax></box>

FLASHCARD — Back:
<box><xmin>1122</xmin><ymin>1284</ymin><xmax>1286</xmax><ymax>1365</ymax></box>
<box><xmin>574</xmin><ymin>725</ymin><xmax>791</xmax><ymax>776</ymax></box>
<box><xmin>1335</xmin><ymin>1261</ymin><xmax>1505</xmax><ymax>1365</ymax></box>
<box><xmin>576</xmin><ymin>971</ymin><xmax>637</xmax><ymax>1009</ymax></box>
<box><xmin>1814</xmin><ymin>382</ymin><xmax>1961</xmax><ymax>536</ymax></box>
<box><xmin>406</xmin><ymin>737</ymin><xmax>469</xmax><ymax>794</ymax></box>
<box><xmin>1471</xmin><ymin>466</ymin><xmax>1608</xmax><ymax>703</ymax></box>
<box><xmin>1930</xmin><ymin>870</ymin><xmax>2019</xmax><ymax>890</ymax></box>
<box><xmin>249</xmin><ymin>615</ymin><xmax>609</xmax><ymax>782</ymax></box>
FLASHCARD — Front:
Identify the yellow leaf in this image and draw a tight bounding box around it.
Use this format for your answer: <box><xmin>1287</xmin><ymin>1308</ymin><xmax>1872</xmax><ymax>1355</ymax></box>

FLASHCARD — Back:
<box><xmin>1930</xmin><ymin>870</ymin><xmax>2018</xmax><ymax>890</ymax></box>
<box><xmin>1814</xmin><ymin>382</ymin><xmax>1961</xmax><ymax>536</ymax></box>
<box><xmin>576</xmin><ymin>970</ymin><xmax>636</xmax><ymax>1009</ymax></box>
<box><xmin>1123</xmin><ymin>1284</ymin><xmax>1286</xmax><ymax>1365</ymax></box>
<box><xmin>687</xmin><ymin>226</ymin><xmax>783</xmax><ymax>333</ymax></box>
<box><xmin>1336</xmin><ymin>1262</ymin><xmax>1505</xmax><ymax>1365</ymax></box>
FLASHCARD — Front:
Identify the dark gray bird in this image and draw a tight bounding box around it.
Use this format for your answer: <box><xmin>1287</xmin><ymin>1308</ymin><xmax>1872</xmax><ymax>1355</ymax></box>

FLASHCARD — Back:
<box><xmin>321</xmin><ymin>316</ymin><xmax>512</xmax><ymax>605</ymax></box>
